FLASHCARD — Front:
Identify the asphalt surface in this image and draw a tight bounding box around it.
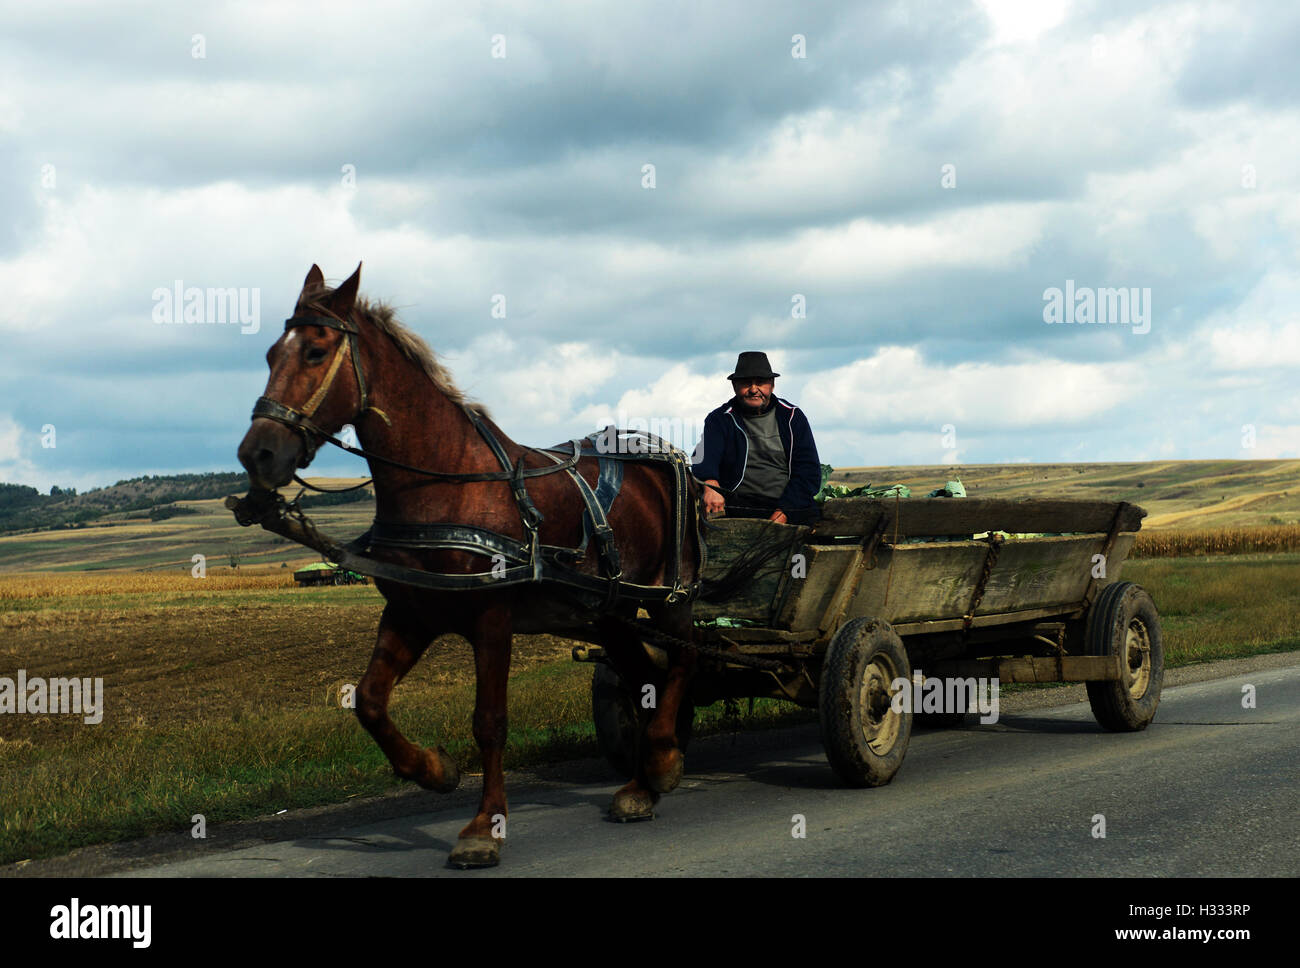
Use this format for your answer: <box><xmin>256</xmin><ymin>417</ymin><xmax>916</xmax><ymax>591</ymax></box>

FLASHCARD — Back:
<box><xmin>87</xmin><ymin>654</ymin><xmax>1298</xmax><ymax>878</ymax></box>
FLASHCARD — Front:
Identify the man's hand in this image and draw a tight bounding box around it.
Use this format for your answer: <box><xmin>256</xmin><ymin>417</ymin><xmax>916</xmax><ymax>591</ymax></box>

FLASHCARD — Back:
<box><xmin>702</xmin><ymin>482</ymin><xmax>726</xmax><ymax>516</ymax></box>
<box><xmin>768</xmin><ymin>509</ymin><xmax>788</xmax><ymax>525</ymax></box>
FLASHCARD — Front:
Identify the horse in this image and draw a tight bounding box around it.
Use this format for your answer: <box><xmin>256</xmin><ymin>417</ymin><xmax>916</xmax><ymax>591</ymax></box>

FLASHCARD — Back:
<box><xmin>236</xmin><ymin>263</ymin><xmax>701</xmax><ymax>868</ymax></box>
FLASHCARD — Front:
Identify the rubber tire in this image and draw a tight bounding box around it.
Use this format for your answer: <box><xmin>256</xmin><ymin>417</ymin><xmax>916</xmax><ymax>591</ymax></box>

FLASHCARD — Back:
<box><xmin>1085</xmin><ymin>581</ymin><xmax>1163</xmax><ymax>731</ymax></box>
<box><xmin>819</xmin><ymin>617</ymin><xmax>912</xmax><ymax>787</ymax></box>
<box><xmin>591</xmin><ymin>663</ymin><xmax>694</xmax><ymax>780</ymax></box>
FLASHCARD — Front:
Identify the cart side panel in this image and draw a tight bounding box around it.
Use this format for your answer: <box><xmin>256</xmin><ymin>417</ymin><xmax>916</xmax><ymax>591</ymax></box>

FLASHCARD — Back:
<box><xmin>779</xmin><ymin>542</ymin><xmax>987</xmax><ymax>629</ymax></box>
<box><xmin>772</xmin><ymin>544</ymin><xmax>860</xmax><ymax>631</ymax></box>
<box><xmin>695</xmin><ymin>518</ymin><xmax>811</xmax><ymax>625</ymax></box>
<box><xmin>779</xmin><ymin>533</ymin><xmax>1136</xmax><ymax>630</ymax></box>
<box><xmin>974</xmin><ymin>533</ymin><xmax>1136</xmax><ymax>616</ymax></box>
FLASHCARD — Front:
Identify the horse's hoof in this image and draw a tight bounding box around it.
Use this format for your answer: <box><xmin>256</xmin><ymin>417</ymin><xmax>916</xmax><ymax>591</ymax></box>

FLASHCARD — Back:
<box><xmin>608</xmin><ymin>789</ymin><xmax>656</xmax><ymax>823</ymax></box>
<box><xmin>647</xmin><ymin>750</ymin><xmax>683</xmax><ymax>794</ymax></box>
<box><xmin>415</xmin><ymin>747</ymin><xmax>460</xmax><ymax>793</ymax></box>
<box><xmin>448</xmin><ymin>836</ymin><xmax>500</xmax><ymax>869</ymax></box>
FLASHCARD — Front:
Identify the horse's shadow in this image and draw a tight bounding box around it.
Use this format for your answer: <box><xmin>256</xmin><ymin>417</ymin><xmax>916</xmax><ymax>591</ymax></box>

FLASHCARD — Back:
<box><xmin>291</xmin><ymin>712</ymin><xmax>1112</xmax><ymax>860</ymax></box>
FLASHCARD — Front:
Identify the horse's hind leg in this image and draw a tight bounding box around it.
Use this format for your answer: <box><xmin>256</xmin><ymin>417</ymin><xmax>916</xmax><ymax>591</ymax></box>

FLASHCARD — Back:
<box><xmin>598</xmin><ymin>608</ymin><xmax>677</xmax><ymax>821</ymax></box>
<box><xmin>448</xmin><ymin>607</ymin><xmax>512</xmax><ymax>869</ymax></box>
<box><xmin>641</xmin><ymin>598</ymin><xmax>696</xmax><ymax>794</ymax></box>
<box><xmin>355</xmin><ymin>604</ymin><xmax>459</xmax><ymax>794</ymax></box>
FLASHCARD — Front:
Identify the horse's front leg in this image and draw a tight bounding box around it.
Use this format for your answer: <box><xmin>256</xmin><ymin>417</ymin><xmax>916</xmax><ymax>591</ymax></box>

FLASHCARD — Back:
<box><xmin>641</xmin><ymin>598</ymin><xmax>696</xmax><ymax>794</ymax></box>
<box><xmin>448</xmin><ymin>605</ymin><xmax>513</xmax><ymax>869</ymax></box>
<box><xmin>355</xmin><ymin>604</ymin><xmax>459</xmax><ymax>793</ymax></box>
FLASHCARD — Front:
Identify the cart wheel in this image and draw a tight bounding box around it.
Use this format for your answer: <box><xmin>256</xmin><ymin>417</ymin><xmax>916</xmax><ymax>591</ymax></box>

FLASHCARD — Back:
<box><xmin>1085</xmin><ymin>581</ymin><xmax>1163</xmax><ymax>731</ymax></box>
<box><xmin>819</xmin><ymin>617</ymin><xmax>912</xmax><ymax>787</ymax></box>
<box><xmin>591</xmin><ymin>663</ymin><xmax>694</xmax><ymax>779</ymax></box>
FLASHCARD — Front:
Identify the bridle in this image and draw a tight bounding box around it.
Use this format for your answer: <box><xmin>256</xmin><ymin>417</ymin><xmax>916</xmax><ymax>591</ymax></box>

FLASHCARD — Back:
<box><xmin>251</xmin><ymin>306</ymin><xmax>370</xmax><ymax>468</ymax></box>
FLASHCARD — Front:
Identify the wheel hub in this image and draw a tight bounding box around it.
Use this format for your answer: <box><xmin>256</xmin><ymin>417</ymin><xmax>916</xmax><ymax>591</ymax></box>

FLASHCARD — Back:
<box><xmin>859</xmin><ymin>655</ymin><xmax>901</xmax><ymax>754</ymax></box>
<box><xmin>1125</xmin><ymin>618</ymin><xmax>1151</xmax><ymax>699</ymax></box>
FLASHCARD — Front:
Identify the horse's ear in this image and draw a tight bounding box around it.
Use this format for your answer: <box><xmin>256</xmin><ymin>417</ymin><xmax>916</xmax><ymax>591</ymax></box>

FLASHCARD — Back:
<box><xmin>302</xmin><ymin>264</ymin><xmax>325</xmax><ymax>292</ymax></box>
<box><xmin>330</xmin><ymin>262</ymin><xmax>362</xmax><ymax>315</ymax></box>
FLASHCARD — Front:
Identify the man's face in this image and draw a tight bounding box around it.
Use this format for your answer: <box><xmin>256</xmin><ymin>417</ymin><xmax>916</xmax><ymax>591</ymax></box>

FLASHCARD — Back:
<box><xmin>733</xmin><ymin>378</ymin><xmax>774</xmax><ymax>410</ymax></box>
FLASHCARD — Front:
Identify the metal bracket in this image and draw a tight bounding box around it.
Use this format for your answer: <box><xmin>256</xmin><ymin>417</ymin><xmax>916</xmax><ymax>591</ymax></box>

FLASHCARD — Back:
<box><xmin>861</xmin><ymin>510</ymin><xmax>891</xmax><ymax>570</ymax></box>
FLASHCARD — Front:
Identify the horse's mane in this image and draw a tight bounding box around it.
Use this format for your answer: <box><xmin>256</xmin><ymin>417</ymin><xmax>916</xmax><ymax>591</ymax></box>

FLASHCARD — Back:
<box><xmin>303</xmin><ymin>284</ymin><xmax>489</xmax><ymax>419</ymax></box>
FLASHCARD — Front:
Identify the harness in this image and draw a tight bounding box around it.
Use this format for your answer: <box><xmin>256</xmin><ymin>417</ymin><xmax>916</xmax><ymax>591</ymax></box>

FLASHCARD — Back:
<box><xmin>241</xmin><ymin>309</ymin><xmax>702</xmax><ymax>608</ymax></box>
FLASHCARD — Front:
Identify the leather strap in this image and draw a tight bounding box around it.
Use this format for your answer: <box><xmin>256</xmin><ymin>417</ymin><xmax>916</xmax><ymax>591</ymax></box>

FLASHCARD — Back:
<box><xmin>247</xmin><ymin>312</ymin><xmax>703</xmax><ymax>605</ymax></box>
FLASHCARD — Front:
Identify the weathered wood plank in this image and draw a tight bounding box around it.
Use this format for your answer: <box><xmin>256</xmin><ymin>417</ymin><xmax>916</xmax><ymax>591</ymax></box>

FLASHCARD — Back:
<box><xmin>974</xmin><ymin>534</ymin><xmax>1136</xmax><ymax>615</ymax></box>
<box><xmin>890</xmin><ymin>604</ymin><xmax>1086</xmax><ymax>636</ymax></box>
<box><xmin>814</xmin><ymin>498</ymin><xmax>1145</xmax><ymax>538</ymax></box>
<box><xmin>777</xmin><ymin>545</ymin><xmax>858</xmax><ymax>630</ymax></box>
<box><xmin>929</xmin><ymin>655</ymin><xmax>1122</xmax><ymax>682</ymax></box>
<box><xmin>843</xmin><ymin>543</ymin><xmax>989</xmax><ymax>625</ymax></box>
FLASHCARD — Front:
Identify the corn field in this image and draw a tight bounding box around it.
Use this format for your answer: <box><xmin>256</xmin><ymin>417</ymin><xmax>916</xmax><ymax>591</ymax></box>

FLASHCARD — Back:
<box><xmin>0</xmin><ymin>570</ymin><xmax>296</xmax><ymax>602</ymax></box>
<box><xmin>1133</xmin><ymin>525</ymin><xmax>1300</xmax><ymax>558</ymax></box>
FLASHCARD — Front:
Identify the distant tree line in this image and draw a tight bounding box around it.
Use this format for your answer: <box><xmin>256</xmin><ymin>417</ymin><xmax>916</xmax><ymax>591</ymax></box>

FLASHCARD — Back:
<box><xmin>299</xmin><ymin>488</ymin><xmax>375</xmax><ymax>508</ymax></box>
<box><xmin>0</xmin><ymin>471</ymin><xmax>249</xmax><ymax>533</ymax></box>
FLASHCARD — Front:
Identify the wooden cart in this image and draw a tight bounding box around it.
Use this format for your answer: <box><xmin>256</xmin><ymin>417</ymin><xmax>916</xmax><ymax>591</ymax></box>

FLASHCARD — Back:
<box><xmin>581</xmin><ymin>497</ymin><xmax>1163</xmax><ymax>787</ymax></box>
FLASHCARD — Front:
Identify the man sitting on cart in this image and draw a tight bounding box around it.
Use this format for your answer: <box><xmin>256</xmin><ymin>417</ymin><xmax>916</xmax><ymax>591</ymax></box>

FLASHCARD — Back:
<box><xmin>691</xmin><ymin>351</ymin><xmax>822</xmax><ymax>526</ymax></box>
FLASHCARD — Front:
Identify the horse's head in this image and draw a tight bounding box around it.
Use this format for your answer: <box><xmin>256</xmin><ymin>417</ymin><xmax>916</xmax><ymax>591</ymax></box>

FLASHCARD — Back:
<box><xmin>238</xmin><ymin>262</ymin><xmax>368</xmax><ymax>490</ymax></box>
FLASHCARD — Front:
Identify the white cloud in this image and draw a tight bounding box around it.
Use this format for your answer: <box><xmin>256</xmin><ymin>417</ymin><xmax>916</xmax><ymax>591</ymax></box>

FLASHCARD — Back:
<box><xmin>1199</xmin><ymin>271</ymin><xmax>1300</xmax><ymax>369</ymax></box>
<box><xmin>452</xmin><ymin>334</ymin><xmax>625</xmax><ymax>431</ymax></box>
<box><xmin>803</xmin><ymin>346</ymin><xmax>1141</xmax><ymax>430</ymax></box>
<box><xmin>975</xmin><ymin>0</ymin><xmax>1070</xmax><ymax>45</ymax></box>
<box><xmin>1241</xmin><ymin>424</ymin><xmax>1300</xmax><ymax>459</ymax></box>
<box><xmin>0</xmin><ymin>415</ymin><xmax>30</xmax><ymax>470</ymax></box>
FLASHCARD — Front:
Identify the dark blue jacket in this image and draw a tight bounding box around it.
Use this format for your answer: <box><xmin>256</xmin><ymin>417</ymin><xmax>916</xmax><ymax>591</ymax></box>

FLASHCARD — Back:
<box><xmin>691</xmin><ymin>396</ymin><xmax>821</xmax><ymax>510</ymax></box>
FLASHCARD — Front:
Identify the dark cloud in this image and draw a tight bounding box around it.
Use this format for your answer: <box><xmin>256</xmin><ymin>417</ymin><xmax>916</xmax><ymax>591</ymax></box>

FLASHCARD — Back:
<box><xmin>0</xmin><ymin>1</ymin><xmax>984</xmax><ymax>186</ymax></box>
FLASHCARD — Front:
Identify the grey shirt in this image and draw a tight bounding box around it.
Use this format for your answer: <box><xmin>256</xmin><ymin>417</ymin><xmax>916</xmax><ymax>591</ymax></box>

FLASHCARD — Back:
<box><xmin>731</xmin><ymin>404</ymin><xmax>789</xmax><ymax>507</ymax></box>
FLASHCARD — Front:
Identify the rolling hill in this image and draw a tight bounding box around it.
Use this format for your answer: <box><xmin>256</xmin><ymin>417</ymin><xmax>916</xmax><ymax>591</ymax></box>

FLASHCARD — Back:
<box><xmin>0</xmin><ymin>460</ymin><xmax>1296</xmax><ymax>573</ymax></box>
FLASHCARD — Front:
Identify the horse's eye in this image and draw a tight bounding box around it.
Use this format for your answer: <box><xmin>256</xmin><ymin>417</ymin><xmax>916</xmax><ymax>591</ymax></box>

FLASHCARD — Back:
<box><xmin>305</xmin><ymin>346</ymin><xmax>327</xmax><ymax>364</ymax></box>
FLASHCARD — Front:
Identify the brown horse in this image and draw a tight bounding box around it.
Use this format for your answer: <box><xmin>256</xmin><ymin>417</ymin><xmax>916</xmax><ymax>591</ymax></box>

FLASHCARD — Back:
<box><xmin>237</xmin><ymin>263</ymin><xmax>700</xmax><ymax>868</ymax></box>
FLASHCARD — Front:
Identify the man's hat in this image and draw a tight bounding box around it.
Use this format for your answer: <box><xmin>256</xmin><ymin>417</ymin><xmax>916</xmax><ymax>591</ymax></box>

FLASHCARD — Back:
<box><xmin>728</xmin><ymin>351</ymin><xmax>779</xmax><ymax>381</ymax></box>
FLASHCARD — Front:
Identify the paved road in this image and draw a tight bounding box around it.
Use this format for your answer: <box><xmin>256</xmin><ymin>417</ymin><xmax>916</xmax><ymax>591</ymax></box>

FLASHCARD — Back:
<box><xmin>112</xmin><ymin>659</ymin><xmax>1299</xmax><ymax>877</ymax></box>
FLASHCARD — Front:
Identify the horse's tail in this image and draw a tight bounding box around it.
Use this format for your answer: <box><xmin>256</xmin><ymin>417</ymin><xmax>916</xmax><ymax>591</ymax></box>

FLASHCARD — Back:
<box><xmin>697</xmin><ymin>516</ymin><xmax>801</xmax><ymax>604</ymax></box>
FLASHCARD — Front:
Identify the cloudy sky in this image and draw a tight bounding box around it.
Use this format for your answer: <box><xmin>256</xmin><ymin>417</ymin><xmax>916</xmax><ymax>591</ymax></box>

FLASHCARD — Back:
<box><xmin>2</xmin><ymin>0</ymin><xmax>1297</xmax><ymax>492</ymax></box>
